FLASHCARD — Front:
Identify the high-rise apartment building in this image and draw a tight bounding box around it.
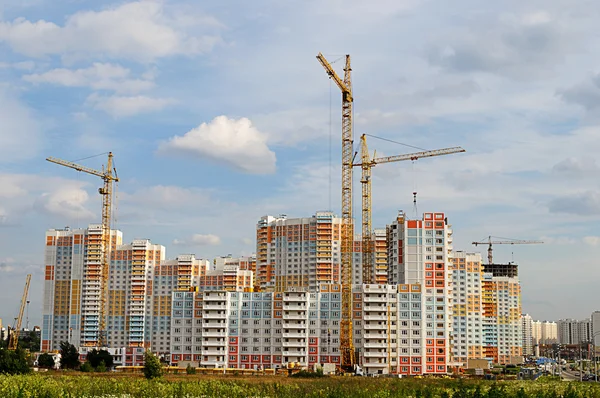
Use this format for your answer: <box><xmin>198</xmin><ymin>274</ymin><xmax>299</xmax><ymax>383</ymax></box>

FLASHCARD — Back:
<box><xmin>42</xmin><ymin>226</ymin><xmax>217</xmax><ymax>353</ymax></box>
<box><xmin>256</xmin><ymin>213</ymin><xmax>341</xmax><ymax>292</ymax></box>
<box><xmin>558</xmin><ymin>319</ymin><xmax>591</xmax><ymax>345</ymax></box>
<box><xmin>532</xmin><ymin>320</ymin><xmax>558</xmax><ymax>346</ymax></box>
<box><xmin>450</xmin><ymin>252</ymin><xmax>484</xmax><ymax>364</ymax></box>
<box><xmin>481</xmin><ymin>266</ymin><xmax>522</xmax><ymax>364</ymax></box>
<box><xmin>386</xmin><ymin>211</ymin><xmax>453</xmax><ymax>371</ymax></box>
<box><xmin>521</xmin><ymin>314</ymin><xmax>534</xmax><ymax>356</ymax></box>
<box><xmin>42</xmin><ymin>225</ymin><xmax>123</xmax><ymax>351</ymax></box>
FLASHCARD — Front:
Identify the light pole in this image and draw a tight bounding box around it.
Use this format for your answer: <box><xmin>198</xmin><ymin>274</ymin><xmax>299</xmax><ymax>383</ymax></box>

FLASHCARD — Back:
<box><xmin>592</xmin><ymin>331</ymin><xmax>600</xmax><ymax>381</ymax></box>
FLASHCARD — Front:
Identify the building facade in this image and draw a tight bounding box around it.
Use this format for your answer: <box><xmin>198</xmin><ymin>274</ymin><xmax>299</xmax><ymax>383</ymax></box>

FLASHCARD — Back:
<box><xmin>558</xmin><ymin>319</ymin><xmax>592</xmax><ymax>345</ymax></box>
<box><xmin>256</xmin><ymin>213</ymin><xmax>341</xmax><ymax>292</ymax></box>
<box><xmin>451</xmin><ymin>252</ymin><xmax>484</xmax><ymax>364</ymax></box>
<box><xmin>532</xmin><ymin>320</ymin><xmax>558</xmax><ymax>346</ymax></box>
<box><xmin>170</xmin><ymin>283</ymin><xmax>451</xmax><ymax>375</ymax></box>
<box><xmin>521</xmin><ymin>314</ymin><xmax>534</xmax><ymax>356</ymax></box>
<box><xmin>386</xmin><ymin>211</ymin><xmax>453</xmax><ymax>367</ymax></box>
<box><xmin>43</xmin><ymin>226</ymin><xmax>246</xmax><ymax>355</ymax></box>
<box><xmin>482</xmin><ymin>271</ymin><xmax>522</xmax><ymax>364</ymax></box>
<box><xmin>42</xmin><ymin>225</ymin><xmax>124</xmax><ymax>351</ymax></box>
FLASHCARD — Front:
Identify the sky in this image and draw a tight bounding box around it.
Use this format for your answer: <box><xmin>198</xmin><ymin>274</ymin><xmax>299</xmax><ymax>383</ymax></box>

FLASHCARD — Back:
<box><xmin>1</xmin><ymin>0</ymin><xmax>599</xmax><ymax>327</ymax></box>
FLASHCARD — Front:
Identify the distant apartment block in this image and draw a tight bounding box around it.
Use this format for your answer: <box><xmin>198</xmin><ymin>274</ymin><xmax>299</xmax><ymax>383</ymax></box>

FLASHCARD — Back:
<box><xmin>451</xmin><ymin>252</ymin><xmax>484</xmax><ymax>364</ymax></box>
<box><xmin>521</xmin><ymin>314</ymin><xmax>534</xmax><ymax>356</ymax></box>
<box><xmin>558</xmin><ymin>318</ymin><xmax>592</xmax><ymax>345</ymax></box>
<box><xmin>256</xmin><ymin>212</ymin><xmax>341</xmax><ymax>292</ymax></box>
<box><xmin>533</xmin><ymin>320</ymin><xmax>558</xmax><ymax>346</ymax></box>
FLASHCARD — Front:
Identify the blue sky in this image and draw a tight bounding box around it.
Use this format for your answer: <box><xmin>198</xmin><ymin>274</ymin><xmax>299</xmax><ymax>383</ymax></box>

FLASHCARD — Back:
<box><xmin>1</xmin><ymin>0</ymin><xmax>600</xmax><ymax>327</ymax></box>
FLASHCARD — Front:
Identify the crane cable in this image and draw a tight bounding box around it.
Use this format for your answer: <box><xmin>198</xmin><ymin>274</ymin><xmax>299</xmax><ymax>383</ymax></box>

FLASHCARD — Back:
<box><xmin>329</xmin><ymin>78</ymin><xmax>333</xmax><ymax>213</ymax></box>
<box><xmin>364</xmin><ymin>133</ymin><xmax>429</xmax><ymax>152</ymax></box>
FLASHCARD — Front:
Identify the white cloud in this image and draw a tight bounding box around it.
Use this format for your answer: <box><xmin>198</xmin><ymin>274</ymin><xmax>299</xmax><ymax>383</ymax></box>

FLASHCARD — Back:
<box><xmin>583</xmin><ymin>236</ymin><xmax>600</xmax><ymax>246</ymax></box>
<box><xmin>0</xmin><ymin>1</ymin><xmax>222</xmax><ymax>61</ymax></box>
<box><xmin>34</xmin><ymin>186</ymin><xmax>95</xmax><ymax>220</ymax></box>
<box><xmin>0</xmin><ymin>89</ymin><xmax>42</xmax><ymax>162</ymax></box>
<box><xmin>0</xmin><ymin>61</ymin><xmax>35</xmax><ymax>70</ymax></box>
<box><xmin>158</xmin><ymin>116</ymin><xmax>277</xmax><ymax>174</ymax></box>
<box><xmin>173</xmin><ymin>234</ymin><xmax>221</xmax><ymax>246</ymax></box>
<box><xmin>24</xmin><ymin>63</ymin><xmax>154</xmax><ymax>94</ymax></box>
<box><xmin>87</xmin><ymin>93</ymin><xmax>175</xmax><ymax>117</ymax></box>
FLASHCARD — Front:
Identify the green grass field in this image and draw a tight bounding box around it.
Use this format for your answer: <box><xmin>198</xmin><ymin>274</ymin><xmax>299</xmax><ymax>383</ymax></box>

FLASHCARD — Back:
<box><xmin>2</xmin><ymin>374</ymin><xmax>600</xmax><ymax>397</ymax></box>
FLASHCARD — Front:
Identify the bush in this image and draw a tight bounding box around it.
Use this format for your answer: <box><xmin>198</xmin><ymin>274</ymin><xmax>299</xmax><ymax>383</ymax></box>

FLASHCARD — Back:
<box><xmin>38</xmin><ymin>353</ymin><xmax>55</xmax><ymax>369</ymax></box>
<box><xmin>95</xmin><ymin>361</ymin><xmax>107</xmax><ymax>372</ymax></box>
<box><xmin>87</xmin><ymin>349</ymin><xmax>114</xmax><ymax>370</ymax></box>
<box><xmin>0</xmin><ymin>348</ymin><xmax>31</xmax><ymax>375</ymax></box>
<box><xmin>291</xmin><ymin>369</ymin><xmax>325</xmax><ymax>378</ymax></box>
<box><xmin>143</xmin><ymin>351</ymin><xmax>162</xmax><ymax>380</ymax></box>
<box><xmin>80</xmin><ymin>362</ymin><xmax>93</xmax><ymax>373</ymax></box>
<box><xmin>186</xmin><ymin>364</ymin><xmax>196</xmax><ymax>375</ymax></box>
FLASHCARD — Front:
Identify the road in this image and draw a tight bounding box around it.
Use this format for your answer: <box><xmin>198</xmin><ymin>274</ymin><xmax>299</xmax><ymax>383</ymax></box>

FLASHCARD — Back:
<box><xmin>560</xmin><ymin>368</ymin><xmax>583</xmax><ymax>381</ymax></box>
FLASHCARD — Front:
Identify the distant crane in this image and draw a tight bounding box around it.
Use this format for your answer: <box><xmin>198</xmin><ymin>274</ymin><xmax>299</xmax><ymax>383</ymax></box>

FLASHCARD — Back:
<box><xmin>317</xmin><ymin>52</ymin><xmax>355</xmax><ymax>367</ymax></box>
<box><xmin>46</xmin><ymin>152</ymin><xmax>119</xmax><ymax>347</ymax></box>
<box><xmin>472</xmin><ymin>236</ymin><xmax>543</xmax><ymax>264</ymax></box>
<box><xmin>353</xmin><ymin>134</ymin><xmax>465</xmax><ymax>284</ymax></box>
<box><xmin>9</xmin><ymin>274</ymin><xmax>32</xmax><ymax>350</ymax></box>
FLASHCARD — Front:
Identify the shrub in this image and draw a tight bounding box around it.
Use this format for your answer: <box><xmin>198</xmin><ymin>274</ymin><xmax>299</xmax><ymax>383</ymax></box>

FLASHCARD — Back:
<box><xmin>37</xmin><ymin>353</ymin><xmax>55</xmax><ymax>369</ymax></box>
<box><xmin>0</xmin><ymin>348</ymin><xmax>31</xmax><ymax>375</ymax></box>
<box><xmin>95</xmin><ymin>361</ymin><xmax>107</xmax><ymax>372</ymax></box>
<box><xmin>143</xmin><ymin>351</ymin><xmax>162</xmax><ymax>380</ymax></box>
<box><xmin>80</xmin><ymin>362</ymin><xmax>93</xmax><ymax>373</ymax></box>
<box><xmin>186</xmin><ymin>364</ymin><xmax>196</xmax><ymax>375</ymax></box>
<box><xmin>87</xmin><ymin>349</ymin><xmax>114</xmax><ymax>370</ymax></box>
<box><xmin>291</xmin><ymin>369</ymin><xmax>324</xmax><ymax>378</ymax></box>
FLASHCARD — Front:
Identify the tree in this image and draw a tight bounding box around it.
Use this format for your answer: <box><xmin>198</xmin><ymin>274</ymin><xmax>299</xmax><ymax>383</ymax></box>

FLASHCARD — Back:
<box><xmin>0</xmin><ymin>348</ymin><xmax>31</xmax><ymax>375</ymax></box>
<box><xmin>143</xmin><ymin>350</ymin><xmax>163</xmax><ymax>380</ymax></box>
<box><xmin>19</xmin><ymin>331</ymin><xmax>40</xmax><ymax>352</ymax></box>
<box><xmin>37</xmin><ymin>353</ymin><xmax>55</xmax><ymax>369</ymax></box>
<box><xmin>59</xmin><ymin>341</ymin><xmax>80</xmax><ymax>369</ymax></box>
<box><xmin>86</xmin><ymin>349</ymin><xmax>114</xmax><ymax>370</ymax></box>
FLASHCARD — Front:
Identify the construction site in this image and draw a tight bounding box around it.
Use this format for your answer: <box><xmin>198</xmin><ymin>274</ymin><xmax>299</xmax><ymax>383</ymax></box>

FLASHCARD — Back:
<box><xmin>12</xmin><ymin>53</ymin><xmax>546</xmax><ymax>378</ymax></box>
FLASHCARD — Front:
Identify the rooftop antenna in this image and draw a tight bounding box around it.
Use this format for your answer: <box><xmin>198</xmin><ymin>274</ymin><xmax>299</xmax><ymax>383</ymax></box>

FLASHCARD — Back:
<box><xmin>412</xmin><ymin>160</ymin><xmax>418</xmax><ymax>219</ymax></box>
<box><xmin>412</xmin><ymin>191</ymin><xmax>418</xmax><ymax>219</ymax></box>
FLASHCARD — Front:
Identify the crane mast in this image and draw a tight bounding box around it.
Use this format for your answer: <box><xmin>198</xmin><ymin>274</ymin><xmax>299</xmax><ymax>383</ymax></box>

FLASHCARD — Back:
<box><xmin>360</xmin><ymin>135</ymin><xmax>373</xmax><ymax>285</ymax></box>
<box><xmin>353</xmin><ymin>134</ymin><xmax>465</xmax><ymax>284</ymax></box>
<box><xmin>472</xmin><ymin>236</ymin><xmax>543</xmax><ymax>264</ymax></box>
<box><xmin>317</xmin><ymin>52</ymin><xmax>355</xmax><ymax>367</ymax></box>
<box><xmin>46</xmin><ymin>152</ymin><xmax>118</xmax><ymax>347</ymax></box>
<box><xmin>9</xmin><ymin>274</ymin><xmax>32</xmax><ymax>350</ymax></box>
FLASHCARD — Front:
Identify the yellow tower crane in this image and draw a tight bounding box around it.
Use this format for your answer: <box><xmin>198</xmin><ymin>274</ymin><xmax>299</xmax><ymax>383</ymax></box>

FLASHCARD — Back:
<box><xmin>472</xmin><ymin>236</ymin><xmax>543</xmax><ymax>265</ymax></box>
<box><xmin>354</xmin><ymin>134</ymin><xmax>465</xmax><ymax>284</ymax></box>
<box><xmin>316</xmin><ymin>52</ymin><xmax>355</xmax><ymax>367</ymax></box>
<box><xmin>8</xmin><ymin>274</ymin><xmax>32</xmax><ymax>350</ymax></box>
<box><xmin>46</xmin><ymin>152</ymin><xmax>118</xmax><ymax>347</ymax></box>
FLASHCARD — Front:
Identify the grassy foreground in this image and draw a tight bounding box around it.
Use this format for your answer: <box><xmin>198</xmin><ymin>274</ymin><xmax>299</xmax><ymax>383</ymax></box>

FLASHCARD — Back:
<box><xmin>2</xmin><ymin>374</ymin><xmax>600</xmax><ymax>397</ymax></box>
